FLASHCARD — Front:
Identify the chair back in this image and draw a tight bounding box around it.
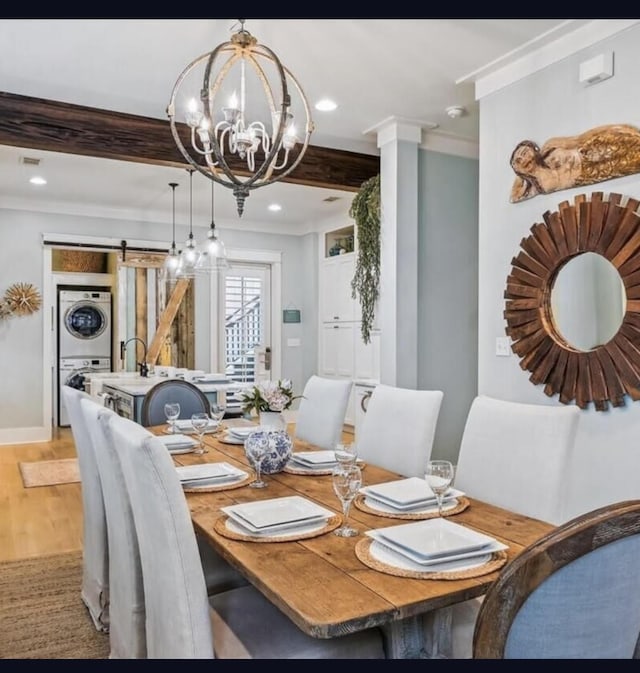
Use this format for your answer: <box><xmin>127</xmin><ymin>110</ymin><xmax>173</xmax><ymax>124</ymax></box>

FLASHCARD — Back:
<box><xmin>454</xmin><ymin>395</ymin><xmax>580</xmax><ymax>524</ymax></box>
<box><xmin>108</xmin><ymin>413</ymin><xmax>214</xmax><ymax>658</ymax></box>
<box><xmin>356</xmin><ymin>384</ymin><xmax>444</xmax><ymax>477</ymax></box>
<box><xmin>60</xmin><ymin>385</ymin><xmax>109</xmax><ymax>632</ymax></box>
<box><xmin>294</xmin><ymin>375</ymin><xmax>353</xmax><ymax>450</ymax></box>
<box><xmin>140</xmin><ymin>379</ymin><xmax>210</xmax><ymax>427</ymax></box>
<box><xmin>474</xmin><ymin>500</ymin><xmax>640</xmax><ymax>658</ymax></box>
<box><xmin>80</xmin><ymin>397</ymin><xmax>148</xmax><ymax>658</ymax></box>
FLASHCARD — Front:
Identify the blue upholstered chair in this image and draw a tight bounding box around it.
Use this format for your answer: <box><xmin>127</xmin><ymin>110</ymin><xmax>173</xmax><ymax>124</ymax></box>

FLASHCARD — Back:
<box><xmin>473</xmin><ymin>500</ymin><xmax>640</xmax><ymax>658</ymax></box>
<box><xmin>140</xmin><ymin>379</ymin><xmax>210</xmax><ymax>427</ymax></box>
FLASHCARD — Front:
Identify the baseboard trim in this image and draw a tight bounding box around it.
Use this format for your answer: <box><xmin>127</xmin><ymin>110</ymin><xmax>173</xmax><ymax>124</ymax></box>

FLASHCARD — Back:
<box><xmin>0</xmin><ymin>426</ymin><xmax>52</xmax><ymax>445</ymax></box>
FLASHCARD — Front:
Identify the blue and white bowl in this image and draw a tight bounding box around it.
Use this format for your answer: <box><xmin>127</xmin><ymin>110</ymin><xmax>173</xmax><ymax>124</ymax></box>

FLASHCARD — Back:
<box><xmin>244</xmin><ymin>427</ymin><xmax>293</xmax><ymax>474</ymax></box>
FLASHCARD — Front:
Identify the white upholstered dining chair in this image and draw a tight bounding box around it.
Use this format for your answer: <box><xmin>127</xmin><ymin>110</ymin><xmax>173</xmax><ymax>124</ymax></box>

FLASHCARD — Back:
<box><xmin>473</xmin><ymin>499</ymin><xmax>640</xmax><ymax>658</ymax></box>
<box><xmin>108</xmin><ymin>412</ymin><xmax>386</xmax><ymax>659</ymax></box>
<box><xmin>447</xmin><ymin>394</ymin><xmax>581</xmax><ymax>659</ymax></box>
<box><xmin>294</xmin><ymin>375</ymin><xmax>353</xmax><ymax>450</ymax></box>
<box><xmin>81</xmin><ymin>397</ymin><xmax>147</xmax><ymax>658</ymax></box>
<box><xmin>60</xmin><ymin>385</ymin><xmax>109</xmax><ymax>633</ymax></box>
<box><xmin>356</xmin><ymin>384</ymin><xmax>444</xmax><ymax>478</ymax></box>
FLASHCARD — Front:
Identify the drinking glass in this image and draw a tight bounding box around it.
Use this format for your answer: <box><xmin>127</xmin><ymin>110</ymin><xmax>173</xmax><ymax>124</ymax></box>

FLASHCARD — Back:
<box><xmin>244</xmin><ymin>431</ymin><xmax>269</xmax><ymax>489</ymax></box>
<box><xmin>332</xmin><ymin>463</ymin><xmax>362</xmax><ymax>537</ymax></box>
<box><xmin>209</xmin><ymin>401</ymin><xmax>226</xmax><ymax>435</ymax></box>
<box><xmin>334</xmin><ymin>442</ymin><xmax>358</xmax><ymax>466</ymax></box>
<box><xmin>191</xmin><ymin>412</ymin><xmax>210</xmax><ymax>455</ymax></box>
<box><xmin>425</xmin><ymin>459</ymin><xmax>455</xmax><ymax>517</ymax></box>
<box><xmin>164</xmin><ymin>402</ymin><xmax>180</xmax><ymax>434</ymax></box>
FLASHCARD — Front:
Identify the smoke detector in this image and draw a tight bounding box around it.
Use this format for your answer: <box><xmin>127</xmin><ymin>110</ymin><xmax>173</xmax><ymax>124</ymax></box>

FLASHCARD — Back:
<box><xmin>445</xmin><ymin>106</ymin><xmax>466</xmax><ymax>120</ymax></box>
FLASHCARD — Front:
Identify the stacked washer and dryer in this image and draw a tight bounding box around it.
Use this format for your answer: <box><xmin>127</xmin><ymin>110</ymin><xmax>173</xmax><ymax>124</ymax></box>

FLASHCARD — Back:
<box><xmin>58</xmin><ymin>289</ymin><xmax>112</xmax><ymax>426</ymax></box>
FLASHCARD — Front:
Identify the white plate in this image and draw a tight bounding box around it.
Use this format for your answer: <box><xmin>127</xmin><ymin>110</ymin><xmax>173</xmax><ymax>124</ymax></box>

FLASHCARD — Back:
<box><xmin>176</xmin><ymin>462</ymin><xmax>245</xmax><ymax>483</ymax></box>
<box><xmin>157</xmin><ymin>434</ymin><xmax>198</xmax><ymax>450</ymax></box>
<box><xmin>219</xmin><ymin>433</ymin><xmax>245</xmax><ymax>445</ymax></box>
<box><xmin>228</xmin><ymin>427</ymin><xmax>256</xmax><ymax>439</ymax></box>
<box><xmin>361</xmin><ymin>489</ymin><xmax>462</xmax><ymax>512</ymax></box>
<box><xmin>224</xmin><ymin>516</ymin><xmax>329</xmax><ymax>538</ymax></box>
<box><xmin>181</xmin><ymin>470</ymin><xmax>249</xmax><ymax>489</ymax></box>
<box><xmin>368</xmin><ymin>539</ymin><xmax>497</xmax><ymax>573</ymax></box>
<box><xmin>292</xmin><ymin>450</ymin><xmax>339</xmax><ymax>466</ymax></box>
<box><xmin>372</xmin><ymin>518</ymin><xmax>498</xmax><ymax>560</ymax></box>
<box><xmin>221</xmin><ymin>495</ymin><xmax>334</xmax><ymax>531</ymax></box>
<box><xmin>363</xmin><ymin>477</ymin><xmax>453</xmax><ymax>507</ymax></box>
<box><xmin>363</xmin><ymin>496</ymin><xmax>460</xmax><ymax>515</ymax></box>
<box><xmin>170</xmin><ymin>419</ymin><xmax>221</xmax><ymax>434</ymax></box>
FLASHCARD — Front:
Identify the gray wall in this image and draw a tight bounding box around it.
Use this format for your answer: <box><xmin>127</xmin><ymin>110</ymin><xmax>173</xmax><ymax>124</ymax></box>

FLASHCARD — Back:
<box><xmin>0</xmin><ymin>208</ymin><xmax>317</xmax><ymax>431</ymax></box>
<box><xmin>417</xmin><ymin>149</ymin><xmax>479</xmax><ymax>462</ymax></box>
<box><xmin>478</xmin><ymin>24</ymin><xmax>640</xmax><ymax>519</ymax></box>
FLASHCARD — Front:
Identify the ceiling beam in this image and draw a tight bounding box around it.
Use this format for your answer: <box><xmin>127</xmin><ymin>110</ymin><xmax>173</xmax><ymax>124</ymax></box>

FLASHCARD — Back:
<box><xmin>0</xmin><ymin>91</ymin><xmax>379</xmax><ymax>191</ymax></box>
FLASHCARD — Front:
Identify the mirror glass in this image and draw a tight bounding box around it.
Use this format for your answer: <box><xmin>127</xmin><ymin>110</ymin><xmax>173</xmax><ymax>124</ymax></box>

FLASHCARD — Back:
<box><xmin>551</xmin><ymin>252</ymin><xmax>626</xmax><ymax>351</ymax></box>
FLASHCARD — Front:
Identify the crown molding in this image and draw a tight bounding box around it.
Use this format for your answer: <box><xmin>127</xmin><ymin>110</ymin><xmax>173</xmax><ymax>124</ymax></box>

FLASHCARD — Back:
<box><xmin>458</xmin><ymin>19</ymin><xmax>640</xmax><ymax>101</ymax></box>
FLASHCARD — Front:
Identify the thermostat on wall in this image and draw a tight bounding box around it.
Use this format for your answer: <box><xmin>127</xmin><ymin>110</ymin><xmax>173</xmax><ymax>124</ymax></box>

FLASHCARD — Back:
<box><xmin>283</xmin><ymin>309</ymin><xmax>301</xmax><ymax>323</ymax></box>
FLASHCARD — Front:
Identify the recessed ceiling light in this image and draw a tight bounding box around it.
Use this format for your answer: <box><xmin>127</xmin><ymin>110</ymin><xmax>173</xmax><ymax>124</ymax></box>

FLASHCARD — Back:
<box><xmin>29</xmin><ymin>176</ymin><xmax>47</xmax><ymax>186</ymax></box>
<box><xmin>268</xmin><ymin>203</ymin><xmax>282</xmax><ymax>212</ymax></box>
<box><xmin>315</xmin><ymin>98</ymin><xmax>337</xmax><ymax>112</ymax></box>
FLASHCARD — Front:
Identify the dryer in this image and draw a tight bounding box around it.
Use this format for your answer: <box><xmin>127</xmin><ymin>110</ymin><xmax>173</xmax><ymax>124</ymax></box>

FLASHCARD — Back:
<box><xmin>58</xmin><ymin>356</ymin><xmax>112</xmax><ymax>426</ymax></box>
<box><xmin>59</xmin><ymin>289</ymin><xmax>112</xmax><ymax>358</ymax></box>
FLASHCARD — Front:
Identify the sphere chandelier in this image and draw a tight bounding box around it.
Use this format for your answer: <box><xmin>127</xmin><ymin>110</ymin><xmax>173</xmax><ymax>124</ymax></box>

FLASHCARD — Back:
<box><xmin>167</xmin><ymin>19</ymin><xmax>314</xmax><ymax>218</ymax></box>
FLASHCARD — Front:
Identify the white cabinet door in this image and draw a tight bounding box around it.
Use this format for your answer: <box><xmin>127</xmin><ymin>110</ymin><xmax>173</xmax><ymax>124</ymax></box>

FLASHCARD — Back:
<box><xmin>320</xmin><ymin>323</ymin><xmax>355</xmax><ymax>378</ymax></box>
<box><xmin>320</xmin><ymin>255</ymin><xmax>356</xmax><ymax>322</ymax></box>
<box><xmin>354</xmin><ymin>328</ymin><xmax>380</xmax><ymax>381</ymax></box>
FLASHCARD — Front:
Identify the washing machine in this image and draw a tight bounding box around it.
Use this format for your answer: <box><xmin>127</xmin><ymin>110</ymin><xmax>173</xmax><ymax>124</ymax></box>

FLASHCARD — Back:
<box><xmin>58</xmin><ymin>356</ymin><xmax>112</xmax><ymax>426</ymax></box>
<box><xmin>59</xmin><ymin>289</ymin><xmax>112</xmax><ymax>358</ymax></box>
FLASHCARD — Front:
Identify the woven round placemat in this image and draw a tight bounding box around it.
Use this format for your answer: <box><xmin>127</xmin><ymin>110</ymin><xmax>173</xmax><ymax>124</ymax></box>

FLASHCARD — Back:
<box><xmin>355</xmin><ymin>538</ymin><xmax>508</xmax><ymax>580</ymax></box>
<box><xmin>214</xmin><ymin>514</ymin><xmax>342</xmax><ymax>543</ymax></box>
<box><xmin>283</xmin><ymin>461</ymin><xmax>367</xmax><ymax>476</ymax></box>
<box><xmin>353</xmin><ymin>494</ymin><xmax>470</xmax><ymax>520</ymax></box>
<box><xmin>182</xmin><ymin>471</ymin><xmax>254</xmax><ymax>493</ymax></box>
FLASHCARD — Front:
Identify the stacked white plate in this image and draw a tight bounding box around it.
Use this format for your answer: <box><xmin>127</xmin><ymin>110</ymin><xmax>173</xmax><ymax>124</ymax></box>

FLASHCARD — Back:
<box><xmin>157</xmin><ymin>433</ymin><xmax>198</xmax><ymax>454</ymax></box>
<box><xmin>221</xmin><ymin>495</ymin><xmax>335</xmax><ymax>537</ymax></box>
<box><xmin>175</xmin><ymin>462</ymin><xmax>247</xmax><ymax>488</ymax></box>
<box><xmin>289</xmin><ymin>450</ymin><xmax>339</xmax><ymax>471</ymax></box>
<box><xmin>365</xmin><ymin>518</ymin><xmax>508</xmax><ymax>572</ymax></box>
<box><xmin>221</xmin><ymin>426</ymin><xmax>256</xmax><ymax>445</ymax></box>
<box><xmin>360</xmin><ymin>476</ymin><xmax>464</xmax><ymax>513</ymax></box>
<box><xmin>170</xmin><ymin>419</ymin><xmax>221</xmax><ymax>434</ymax></box>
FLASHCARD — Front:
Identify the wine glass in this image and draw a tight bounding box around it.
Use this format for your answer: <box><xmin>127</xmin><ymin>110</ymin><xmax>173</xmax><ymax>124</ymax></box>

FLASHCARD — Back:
<box><xmin>164</xmin><ymin>402</ymin><xmax>180</xmax><ymax>434</ymax></box>
<box><xmin>332</xmin><ymin>463</ymin><xmax>362</xmax><ymax>537</ymax></box>
<box><xmin>209</xmin><ymin>401</ymin><xmax>226</xmax><ymax>435</ymax></box>
<box><xmin>425</xmin><ymin>459</ymin><xmax>455</xmax><ymax>518</ymax></box>
<box><xmin>334</xmin><ymin>441</ymin><xmax>358</xmax><ymax>466</ymax></box>
<box><xmin>191</xmin><ymin>412</ymin><xmax>210</xmax><ymax>455</ymax></box>
<box><xmin>244</xmin><ymin>431</ymin><xmax>269</xmax><ymax>489</ymax></box>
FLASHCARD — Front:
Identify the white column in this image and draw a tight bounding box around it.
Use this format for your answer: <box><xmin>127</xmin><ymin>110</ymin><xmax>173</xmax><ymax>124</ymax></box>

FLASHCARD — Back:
<box><xmin>371</xmin><ymin>118</ymin><xmax>422</xmax><ymax>389</ymax></box>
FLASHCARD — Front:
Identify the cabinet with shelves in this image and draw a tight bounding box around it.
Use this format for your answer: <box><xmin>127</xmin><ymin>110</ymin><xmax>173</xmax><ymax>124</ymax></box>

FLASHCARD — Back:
<box><xmin>319</xmin><ymin>254</ymin><xmax>356</xmax><ymax>322</ymax></box>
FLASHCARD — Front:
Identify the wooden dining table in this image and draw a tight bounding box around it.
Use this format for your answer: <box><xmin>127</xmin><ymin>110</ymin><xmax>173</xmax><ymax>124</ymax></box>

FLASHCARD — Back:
<box><xmin>154</xmin><ymin>422</ymin><xmax>553</xmax><ymax>659</ymax></box>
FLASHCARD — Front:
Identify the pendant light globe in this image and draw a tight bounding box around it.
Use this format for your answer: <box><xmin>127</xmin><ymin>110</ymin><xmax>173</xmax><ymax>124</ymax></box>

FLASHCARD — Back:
<box><xmin>195</xmin><ymin>180</ymin><xmax>229</xmax><ymax>273</ymax></box>
<box><xmin>163</xmin><ymin>182</ymin><xmax>181</xmax><ymax>285</ymax></box>
<box><xmin>176</xmin><ymin>168</ymin><xmax>199</xmax><ymax>279</ymax></box>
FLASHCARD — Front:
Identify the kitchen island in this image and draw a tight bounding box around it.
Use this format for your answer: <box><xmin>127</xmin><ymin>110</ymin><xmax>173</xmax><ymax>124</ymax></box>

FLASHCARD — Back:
<box><xmin>85</xmin><ymin>373</ymin><xmax>250</xmax><ymax>424</ymax></box>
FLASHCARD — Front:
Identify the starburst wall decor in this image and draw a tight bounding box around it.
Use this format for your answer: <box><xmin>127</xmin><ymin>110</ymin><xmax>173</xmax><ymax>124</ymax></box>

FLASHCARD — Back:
<box><xmin>0</xmin><ymin>282</ymin><xmax>42</xmax><ymax>320</ymax></box>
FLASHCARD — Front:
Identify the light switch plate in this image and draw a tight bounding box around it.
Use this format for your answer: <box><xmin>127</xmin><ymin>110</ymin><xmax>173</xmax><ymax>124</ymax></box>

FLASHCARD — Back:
<box><xmin>495</xmin><ymin>337</ymin><xmax>511</xmax><ymax>357</ymax></box>
<box><xmin>287</xmin><ymin>338</ymin><xmax>301</xmax><ymax>347</ymax></box>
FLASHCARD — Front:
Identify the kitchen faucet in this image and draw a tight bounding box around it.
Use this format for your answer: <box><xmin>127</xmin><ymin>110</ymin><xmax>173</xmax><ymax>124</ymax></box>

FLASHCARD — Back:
<box><xmin>120</xmin><ymin>337</ymin><xmax>149</xmax><ymax>377</ymax></box>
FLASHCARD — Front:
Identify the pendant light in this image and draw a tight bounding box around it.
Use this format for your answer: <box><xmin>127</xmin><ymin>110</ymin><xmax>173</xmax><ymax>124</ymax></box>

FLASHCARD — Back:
<box><xmin>176</xmin><ymin>168</ymin><xmax>199</xmax><ymax>279</ymax></box>
<box><xmin>163</xmin><ymin>182</ymin><xmax>180</xmax><ymax>284</ymax></box>
<box><xmin>195</xmin><ymin>179</ymin><xmax>229</xmax><ymax>274</ymax></box>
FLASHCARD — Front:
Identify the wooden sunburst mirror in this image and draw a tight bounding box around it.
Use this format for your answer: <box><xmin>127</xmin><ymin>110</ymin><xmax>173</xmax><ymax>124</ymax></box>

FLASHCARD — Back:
<box><xmin>504</xmin><ymin>191</ymin><xmax>640</xmax><ymax>411</ymax></box>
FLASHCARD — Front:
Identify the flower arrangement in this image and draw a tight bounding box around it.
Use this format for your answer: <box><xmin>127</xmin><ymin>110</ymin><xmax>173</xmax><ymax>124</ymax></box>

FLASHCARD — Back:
<box><xmin>238</xmin><ymin>379</ymin><xmax>300</xmax><ymax>416</ymax></box>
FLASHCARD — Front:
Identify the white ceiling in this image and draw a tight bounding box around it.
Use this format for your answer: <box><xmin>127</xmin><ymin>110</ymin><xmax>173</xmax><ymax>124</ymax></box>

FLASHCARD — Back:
<box><xmin>0</xmin><ymin>18</ymin><xmax>588</xmax><ymax>233</ymax></box>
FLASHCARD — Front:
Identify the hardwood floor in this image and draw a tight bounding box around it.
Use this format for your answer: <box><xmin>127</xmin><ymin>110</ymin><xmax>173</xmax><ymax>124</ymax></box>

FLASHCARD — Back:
<box><xmin>0</xmin><ymin>428</ymin><xmax>83</xmax><ymax>562</ymax></box>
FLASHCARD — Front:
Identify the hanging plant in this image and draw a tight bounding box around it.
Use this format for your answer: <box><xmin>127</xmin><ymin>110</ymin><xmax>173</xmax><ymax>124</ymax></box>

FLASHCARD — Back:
<box><xmin>350</xmin><ymin>174</ymin><xmax>380</xmax><ymax>344</ymax></box>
